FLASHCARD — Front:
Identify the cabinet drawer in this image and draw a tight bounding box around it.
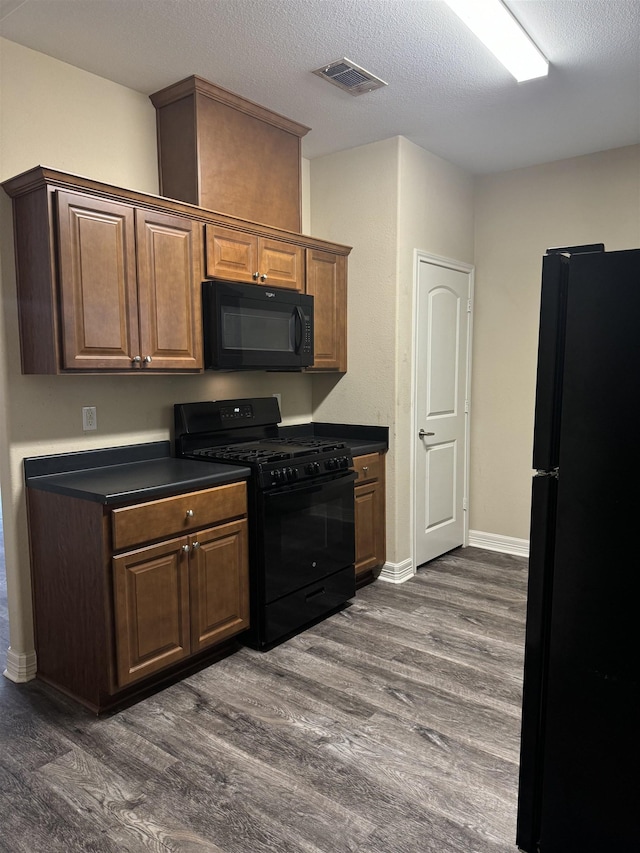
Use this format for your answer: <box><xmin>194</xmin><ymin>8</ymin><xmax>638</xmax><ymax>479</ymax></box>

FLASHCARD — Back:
<box><xmin>353</xmin><ymin>453</ymin><xmax>382</xmax><ymax>484</ymax></box>
<box><xmin>112</xmin><ymin>482</ymin><xmax>247</xmax><ymax>551</ymax></box>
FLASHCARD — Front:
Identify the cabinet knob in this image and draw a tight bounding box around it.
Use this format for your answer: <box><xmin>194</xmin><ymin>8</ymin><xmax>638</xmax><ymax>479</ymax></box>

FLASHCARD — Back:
<box><xmin>253</xmin><ymin>272</ymin><xmax>260</xmax><ymax>280</ymax></box>
<box><xmin>143</xmin><ymin>355</ymin><xmax>153</xmax><ymax>364</ymax></box>
<box><xmin>131</xmin><ymin>355</ymin><xmax>141</xmax><ymax>365</ymax></box>
<box><xmin>260</xmin><ymin>274</ymin><xmax>268</xmax><ymax>282</ymax></box>
<box><xmin>185</xmin><ymin>509</ymin><xmax>194</xmax><ymax>518</ymax></box>
<box><xmin>182</xmin><ymin>544</ymin><xmax>190</xmax><ymax>553</ymax></box>
<box><xmin>362</xmin><ymin>465</ymin><xmax>369</xmax><ymax>473</ymax></box>
<box><xmin>192</xmin><ymin>541</ymin><xmax>200</xmax><ymax>550</ymax></box>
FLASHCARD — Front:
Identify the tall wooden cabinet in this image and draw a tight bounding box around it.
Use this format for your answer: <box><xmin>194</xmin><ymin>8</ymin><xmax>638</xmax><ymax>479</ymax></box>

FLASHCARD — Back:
<box><xmin>150</xmin><ymin>75</ymin><xmax>310</xmax><ymax>233</ymax></box>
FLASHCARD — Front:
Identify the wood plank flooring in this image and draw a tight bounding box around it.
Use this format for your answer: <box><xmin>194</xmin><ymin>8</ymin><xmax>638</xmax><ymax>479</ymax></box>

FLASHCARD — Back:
<box><xmin>0</xmin><ymin>546</ymin><xmax>528</xmax><ymax>852</ymax></box>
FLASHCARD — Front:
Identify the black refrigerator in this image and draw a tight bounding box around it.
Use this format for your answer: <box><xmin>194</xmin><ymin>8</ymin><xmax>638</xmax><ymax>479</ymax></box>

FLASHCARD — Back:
<box><xmin>516</xmin><ymin>244</ymin><xmax>640</xmax><ymax>852</ymax></box>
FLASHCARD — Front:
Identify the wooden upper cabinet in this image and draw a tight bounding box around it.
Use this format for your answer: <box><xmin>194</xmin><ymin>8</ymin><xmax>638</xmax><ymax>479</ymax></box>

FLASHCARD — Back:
<box><xmin>305</xmin><ymin>248</ymin><xmax>347</xmax><ymax>371</ymax></box>
<box><xmin>2</xmin><ymin>166</ymin><xmax>350</xmax><ymax>374</ymax></box>
<box><xmin>57</xmin><ymin>191</ymin><xmax>140</xmax><ymax>370</ymax></box>
<box><xmin>151</xmin><ymin>76</ymin><xmax>310</xmax><ymax>232</ymax></box>
<box><xmin>205</xmin><ymin>225</ymin><xmax>258</xmax><ymax>283</ymax></box>
<box><xmin>135</xmin><ymin>209</ymin><xmax>203</xmax><ymax>370</ymax></box>
<box><xmin>205</xmin><ymin>225</ymin><xmax>304</xmax><ymax>291</ymax></box>
<box><xmin>259</xmin><ymin>238</ymin><xmax>304</xmax><ymax>291</ymax></box>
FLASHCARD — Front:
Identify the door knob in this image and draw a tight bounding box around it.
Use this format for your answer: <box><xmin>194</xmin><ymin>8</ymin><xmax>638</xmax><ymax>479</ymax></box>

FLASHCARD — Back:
<box><xmin>418</xmin><ymin>429</ymin><xmax>435</xmax><ymax>438</ymax></box>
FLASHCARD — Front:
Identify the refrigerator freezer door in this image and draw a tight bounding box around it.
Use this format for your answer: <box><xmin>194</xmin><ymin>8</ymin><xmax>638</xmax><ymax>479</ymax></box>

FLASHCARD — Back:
<box><xmin>531</xmin><ymin>253</ymin><xmax>569</xmax><ymax>472</ymax></box>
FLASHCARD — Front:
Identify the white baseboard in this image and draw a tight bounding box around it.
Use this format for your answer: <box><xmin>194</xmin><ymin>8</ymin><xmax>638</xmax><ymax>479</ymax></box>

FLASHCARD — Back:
<box><xmin>3</xmin><ymin>646</ymin><xmax>37</xmax><ymax>683</ymax></box>
<box><xmin>468</xmin><ymin>530</ymin><xmax>530</xmax><ymax>558</ymax></box>
<box><xmin>378</xmin><ymin>558</ymin><xmax>415</xmax><ymax>584</ymax></box>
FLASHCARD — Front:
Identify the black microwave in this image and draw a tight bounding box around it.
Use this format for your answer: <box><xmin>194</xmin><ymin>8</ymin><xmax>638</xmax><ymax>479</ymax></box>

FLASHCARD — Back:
<box><xmin>202</xmin><ymin>280</ymin><xmax>314</xmax><ymax>371</ymax></box>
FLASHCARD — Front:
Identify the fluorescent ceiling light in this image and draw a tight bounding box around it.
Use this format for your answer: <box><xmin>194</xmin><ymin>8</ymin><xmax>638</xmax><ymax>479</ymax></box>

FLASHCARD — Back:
<box><xmin>445</xmin><ymin>0</ymin><xmax>549</xmax><ymax>82</ymax></box>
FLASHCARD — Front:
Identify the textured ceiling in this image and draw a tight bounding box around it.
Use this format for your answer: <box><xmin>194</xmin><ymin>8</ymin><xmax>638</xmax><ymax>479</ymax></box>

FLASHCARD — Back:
<box><xmin>1</xmin><ymin>0</ymin><xmax>639</xmax><ymax>174</ymax></box>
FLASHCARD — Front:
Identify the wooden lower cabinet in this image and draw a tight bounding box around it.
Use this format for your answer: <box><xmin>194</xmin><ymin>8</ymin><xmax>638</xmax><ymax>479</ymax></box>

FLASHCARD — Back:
<box><xmin>113</xmin><ymin>536</ymin><xmax>192</xmax><ymax>687</ymax></box>
<box><xmin>26</xmin><ymin>481</ymin><xmax>249</xmax><ymax>712</ymax></box>
<box><xmin>113</xmin><ymin>517</ymin><xmax>249</xmax><ymax>687</ymax></box>
<box><xmin>353</xmin><ymin>452</ymin><xmax>386</xmax><ymax>581</ymax></box>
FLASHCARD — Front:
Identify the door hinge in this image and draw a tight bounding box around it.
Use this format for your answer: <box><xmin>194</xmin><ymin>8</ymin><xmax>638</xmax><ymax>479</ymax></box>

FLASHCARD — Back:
<box><xmin>467</xmin><ymin>298</ymin><xmax>472</xmax><ymax>313</ymax></box>
<box><xmin>463</xmin><ymin>497</ymin><xmax>468</xmax><ymax>510</ymax></box>
<box><xmin>464</xmin><ymin>400</ymin><xmax>469</xmax><ymax>413</ymax></box>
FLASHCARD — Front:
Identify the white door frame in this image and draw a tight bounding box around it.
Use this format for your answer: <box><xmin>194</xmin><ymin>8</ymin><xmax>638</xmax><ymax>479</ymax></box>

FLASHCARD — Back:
<box><xmin>411</xmin><ymin>250</ymin><xmax>474</xmax><ymax>570</ymax></box>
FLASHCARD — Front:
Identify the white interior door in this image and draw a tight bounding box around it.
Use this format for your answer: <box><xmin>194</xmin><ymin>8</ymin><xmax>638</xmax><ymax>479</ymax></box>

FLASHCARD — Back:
<box><xmin>414</xmin><ymin>257</ymin><xmax>472</xmax><ymax>567</ymax></box>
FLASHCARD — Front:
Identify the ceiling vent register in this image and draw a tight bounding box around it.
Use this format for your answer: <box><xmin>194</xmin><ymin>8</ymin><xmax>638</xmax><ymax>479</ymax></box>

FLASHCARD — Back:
<box><xmin>312</xmin><ymin>58</ymin><xmax>387</xmax><ymax>95</ymax></box>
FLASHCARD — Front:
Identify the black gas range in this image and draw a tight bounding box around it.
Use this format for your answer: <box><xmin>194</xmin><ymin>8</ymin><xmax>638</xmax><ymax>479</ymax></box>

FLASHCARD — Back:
<box><xmin>174</xmin><ymin>398</ymin><xmax>356</xmax><ymax>648</ymax></box>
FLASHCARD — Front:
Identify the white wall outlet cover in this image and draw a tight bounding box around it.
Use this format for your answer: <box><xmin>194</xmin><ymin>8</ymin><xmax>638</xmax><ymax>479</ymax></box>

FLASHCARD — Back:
<box><xmin>82</xmin><ymin>406</ymin><xmax>97</xmax><ymax>431</ymax></box>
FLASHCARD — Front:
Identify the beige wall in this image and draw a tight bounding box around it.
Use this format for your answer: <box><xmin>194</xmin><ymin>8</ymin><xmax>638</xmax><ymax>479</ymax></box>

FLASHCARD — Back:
<box><xmin>471</xmin><ymin>144</ymin><xmax>640</xmax><ymax>540</ymax></box>
<box><xmin>0</xmin><ymin>39</ymin><xmax>312</xmax><ymax>673</ymax></box>
<box><xmin>310</xmin><ymin>136</ymin><xmax>475</xmax><ymax>570</ymax></box>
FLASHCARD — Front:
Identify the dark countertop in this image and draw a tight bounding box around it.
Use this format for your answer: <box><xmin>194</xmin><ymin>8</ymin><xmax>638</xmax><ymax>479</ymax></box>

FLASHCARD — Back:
<box><xmin>279</xmin><ymin>422</ymin><xmax>389</xmax><ymax>457</ymax></box>
<box><xmin>23</xmin><ymin>421</ymin><xmax>388</xmax><ymax>505</ymax></box>
<box><xmin>24</xmin><ymin>441</ymin><xmax>250</xmax><ymax>505</ymax></box>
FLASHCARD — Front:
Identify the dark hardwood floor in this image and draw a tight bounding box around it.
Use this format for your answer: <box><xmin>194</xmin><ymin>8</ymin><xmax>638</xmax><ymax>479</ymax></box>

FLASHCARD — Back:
<box><xmin>0</xmin><ymin>546</ymin><xmax>527</xmax><ymax>852</ymax></box>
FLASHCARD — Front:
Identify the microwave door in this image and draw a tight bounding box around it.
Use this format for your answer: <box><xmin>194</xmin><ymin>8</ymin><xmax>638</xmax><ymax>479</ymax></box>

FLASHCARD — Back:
<box><xmin>203</xmin><ymin>280</ymin><xmax>313</xmax><ymax>370</ymax></box>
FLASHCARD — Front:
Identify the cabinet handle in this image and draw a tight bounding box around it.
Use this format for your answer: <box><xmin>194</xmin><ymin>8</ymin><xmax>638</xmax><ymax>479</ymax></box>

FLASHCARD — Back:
<box><xmin>143</xmin><ymin>355</ymin><xmax>153</xmax><ymax>364</ymax></box>
<box><xmin>131</xmin><ymin>355</ymin><xmax>141</xmax><ymax>365</ymax></box>
<box><xmin>253</xmin><ymin>272</ymin><xmax>260</xmax><ymax>280</ymax></box>
<box><xmin>182</xmin><ymin>544</ymin><xmax>190</xmax><ymax>553</ymax></box>
<box><xmin>260</xmin><ymin>274</ymin><xmax>268</xmax><ymax>282</ymax></box>
<box><xmin>185</xmin><ymin>509</ymin><xmax>194</xmax><ymax>518</ymax></box>
<box><xmin>192</xmin><ymin>541</ymin><xmax>200</xmax><ymax>550</ymax></box>
<box><xmin>362</xmin><ymin>466</ymin><xmax>369</xmax><ymax>473</ymax></box>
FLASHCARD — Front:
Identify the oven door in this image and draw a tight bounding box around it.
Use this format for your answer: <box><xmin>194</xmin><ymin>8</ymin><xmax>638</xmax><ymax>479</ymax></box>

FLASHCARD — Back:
<box><xmin>259</xmin><ymin>470</ymin><xmax>356</xmax><ymax>603</ymax></box>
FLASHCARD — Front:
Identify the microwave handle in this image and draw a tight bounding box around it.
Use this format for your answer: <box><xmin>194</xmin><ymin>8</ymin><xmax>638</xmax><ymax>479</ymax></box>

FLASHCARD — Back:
<box><xmin>294</xmin><ymin>305</ymin><xmax>305</xmax><ymax>354</ymax></box>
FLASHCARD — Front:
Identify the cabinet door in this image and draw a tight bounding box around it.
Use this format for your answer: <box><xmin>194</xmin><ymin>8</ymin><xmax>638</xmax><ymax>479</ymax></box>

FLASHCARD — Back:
<box><xmin>305</xmin><ymin>248</ymin><xmax>347</xmax><ymax>371</ymax></box>
<box><xmin>56</xmin><ymin>191</ymin><xmax>140</xmax><ymax>369</ymax></box>
<box><xmin>136</xmin><ymin>209</ymin><xmax>203</xmax><ymax>370</ymax></box>
<box><xmin>355</xmin><ymin>479</ymin><xmax>386</xmax><ymax>577</ymax></box>
<box><xmin>190</xmin><ymin>519</ymin><xmax>250</xmax><ymax>651</ymax></box>
<box><xmin>113</xmin><ymin>537</ymin><xmax>191</xmax><ymax>686</ymax></box>
<box><xmin>258</xmin><ymin>238</ymin><xmax>304</xmax><ymax>291</ymax></box>
<box><xmin>205</xmin><ymin>224</ymin><xmax>258</xmax><ymax>282</ymax></box>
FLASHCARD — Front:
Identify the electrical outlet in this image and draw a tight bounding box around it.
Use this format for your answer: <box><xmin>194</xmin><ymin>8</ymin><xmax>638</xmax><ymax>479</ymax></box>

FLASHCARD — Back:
<box><xmin>82</xmin><ymin>406</ymin><xmax>97</xmax><ymax>431</ymax></box>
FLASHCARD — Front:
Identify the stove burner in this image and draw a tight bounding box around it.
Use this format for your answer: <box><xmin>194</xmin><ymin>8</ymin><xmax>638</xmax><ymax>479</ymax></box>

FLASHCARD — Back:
<box><xmin>192</xmin><ymin>437</ymin><xmax>347</xmax><ymax>465</ymax></box>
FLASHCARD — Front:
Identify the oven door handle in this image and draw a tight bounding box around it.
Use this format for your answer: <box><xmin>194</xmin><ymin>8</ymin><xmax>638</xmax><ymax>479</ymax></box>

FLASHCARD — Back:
<box><xmin>267</xmin><ymin>469</ymin><xmax>356</xmax><ymax>496</ymax></box>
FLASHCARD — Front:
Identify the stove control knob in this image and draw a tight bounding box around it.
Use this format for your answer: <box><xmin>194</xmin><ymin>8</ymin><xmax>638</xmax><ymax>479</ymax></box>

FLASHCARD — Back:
<box><xmin>273</xmin><ymin>469</ymin><xmax>283</xmax><ymax>482</ymax></box>
<box><xmin>288</xmin><ymin>467</ymin><xmax>298</xmax><ymax>481</ymax></box>
<box><xmin>326</xmin><ymin>458</ymin><xmax>337</xmax><ymax>470</ymax></box>
<box><xmin>340</xmin><ymin>456</ymin><xmax>349</xmax><ymax>469</ymax></box>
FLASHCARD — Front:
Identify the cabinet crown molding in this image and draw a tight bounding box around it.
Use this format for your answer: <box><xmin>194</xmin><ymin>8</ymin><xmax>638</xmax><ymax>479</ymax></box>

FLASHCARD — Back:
<box><xmin>149</xmin><ymin>75</ymin><xmax>311</xmax><ymax>138</ymax></box>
